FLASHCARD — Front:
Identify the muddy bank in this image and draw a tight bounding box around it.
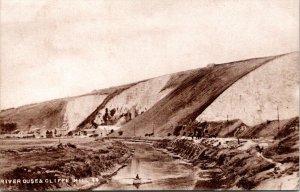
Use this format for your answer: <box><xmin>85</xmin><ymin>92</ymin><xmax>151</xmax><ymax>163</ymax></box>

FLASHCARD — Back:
<box><xmin>153</xmin><ymin>137</ymin><xmax>299</xmax><ymax>190</ymax></box>
<box><xmin>0</xmin><ymin>139</ymin><xmax>132</xmax><ymax>190</ymax></box>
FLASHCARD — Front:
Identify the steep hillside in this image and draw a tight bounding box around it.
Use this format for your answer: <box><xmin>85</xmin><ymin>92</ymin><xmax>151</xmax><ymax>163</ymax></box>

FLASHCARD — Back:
<box><xmin>0</xmin><ymin>99</ymin><xmax>67</xmax><ymax>132</ymax></box>
<box><xmin>77</xmin><ymin>69</ymin><xmax>198</xmax><ymax>130</ymax></box>
<box><xmin>76</xmin><ymin>81</ymin><xmax>147</xmax><ymax>130</ymax></box>
<box><xmin>92</xmin><ymin>75</ymin><xmax>174</xmax><ymax>127</ymax></box>
<box><xmin>64</xmin><ymin>94</ymin><xmax>107</xmax><ymax>131</ymax></box>
<box><xmin>0</xmin><ymin>68</ymin><xmax>197</xmax><ymax>134</ymax></box>
<box><xmin>168</xmin><ymin>119</ymin><xmax>247</xmax><ymax>138</ymax></box>
<box><xmin>0</xmin><ymin>82</ymin><xmax>137</xmax><ymax>132</ymax></box>
<box><xmin>118</xmin><ymin>54</ymin><xmax>289</xmax><ymax>137</ymax></box>
<box><xmin>1</xmin><ymin>52</ymin><xmax>297</xmax><ymax>138</ymax></box>
<box><xmin>166</xmin><ymin>116</ymin><xmax>299</xmax><ymax>139</ymax></box>
<box><xmin>197</xmin><ymin>52</ymin><xmax>299</xmax><ymax>126</ymax></box>
<box><xmin>238</xmin><ymin>116</ymin><xmax>299</xmax><ymax>139</ymax></box>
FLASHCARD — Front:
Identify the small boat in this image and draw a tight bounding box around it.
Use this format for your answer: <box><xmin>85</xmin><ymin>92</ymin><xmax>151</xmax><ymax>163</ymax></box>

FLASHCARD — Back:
<box><xmin>133</xmin><ymin>178</ymin><xmax>142</xmax><ymax>184</ymax></box>
<box><xmin>133</xmin><ymin>173</ymin><xmax>142</xmax><ymax>185</ymax></box>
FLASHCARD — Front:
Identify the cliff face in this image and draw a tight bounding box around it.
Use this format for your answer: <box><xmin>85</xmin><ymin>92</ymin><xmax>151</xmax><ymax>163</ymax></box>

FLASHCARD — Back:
<box><xmin>91</xmin><ymin>75</ymin><xmax>174</xmax><ymax>126</ymax></box>
<box><xmin>64</xmin><ymin>94</ymin><xmax>107</xmax><ymax>131</ymax></box>
<box><xmin>78</xmin><ymin>69</ymin><xmax>197</xmax><ymax>130</ymax></box>
<box><xmin>197</xmin><ymin>52</ymin><xmax>299</xmax><ymax>126</ymax></box>
<box><xmin>1</xmin><ymin>52</ymin><xmax>298</xmax><ymax>137</ymax></box>
<box><xmin>119</xmin><ymin>54</ymin><xmax>286</xmax><ymax>136</ymax></box>
<box><xmin>0</xmin><ymin>94</ymin><xmax>107</xmax><ymax>132</ymax></box>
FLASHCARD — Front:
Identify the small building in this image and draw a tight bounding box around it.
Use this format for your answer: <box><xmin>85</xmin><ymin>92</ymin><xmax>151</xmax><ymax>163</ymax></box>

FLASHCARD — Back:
<box><xmin>97</xmin><ymin>125</ymin><xmax>121</xmax><ymax>137</ymax></box>
<box><xmin>81</xmin><ymin>129</ymin><xmax>96</xmax><ymax>136</ymax></box>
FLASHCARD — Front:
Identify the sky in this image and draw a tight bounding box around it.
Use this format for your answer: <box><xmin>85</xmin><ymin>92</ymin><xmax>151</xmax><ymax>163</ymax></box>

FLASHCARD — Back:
<box><xmin>1</xmin><ymin>0</ymin><xmax>299</xmax><ymax>109</ymax></box>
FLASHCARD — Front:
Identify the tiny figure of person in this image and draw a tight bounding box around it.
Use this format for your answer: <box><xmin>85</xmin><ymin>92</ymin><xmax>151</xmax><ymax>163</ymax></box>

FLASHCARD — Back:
<box><xmin>136</xmin><ymin>174</ymin><xmax>140</xmax><ymax>179</ymax></box>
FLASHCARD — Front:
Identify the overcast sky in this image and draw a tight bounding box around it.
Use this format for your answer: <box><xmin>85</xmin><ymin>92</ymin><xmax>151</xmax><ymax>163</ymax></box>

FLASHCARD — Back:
<box><xmin>1</xmin><ymin>0</ymin><xmax>299</xmax><ymax>109</ymax></box>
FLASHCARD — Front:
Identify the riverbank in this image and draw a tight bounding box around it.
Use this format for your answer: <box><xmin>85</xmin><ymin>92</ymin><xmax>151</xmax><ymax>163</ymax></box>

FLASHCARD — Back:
<box><xmin>153</xmin><ymin>137</ymin><xmax>299</xmax><ymax>190</ymax></box>
<box><xmin>94</xmin><ymin>142</ymin><xmax>199</xmax><ymax>190</ymax></box>
<box><xmin>0</xmin><ymin>138</ymin><xmax>132</xmax><ymax>190</ymax></box>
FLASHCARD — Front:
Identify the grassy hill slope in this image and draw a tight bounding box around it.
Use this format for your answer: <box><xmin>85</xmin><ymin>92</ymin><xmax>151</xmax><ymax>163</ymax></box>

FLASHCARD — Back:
<box><xmin>0</xmin><ymin>82</ymin><xmax>138</xmax><ymax>132</ymax></box>
<box><xmin>118</xmin><ymin>55</ymin><xmax>284</xmax><ymax>137</ymax></box>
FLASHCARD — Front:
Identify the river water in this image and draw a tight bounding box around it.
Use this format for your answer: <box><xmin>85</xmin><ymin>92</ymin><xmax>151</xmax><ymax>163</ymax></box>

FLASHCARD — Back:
<box><xmin>94</xmin><ymin>142</ymin><xmax>199</xmax><ymax>190</ymax></box>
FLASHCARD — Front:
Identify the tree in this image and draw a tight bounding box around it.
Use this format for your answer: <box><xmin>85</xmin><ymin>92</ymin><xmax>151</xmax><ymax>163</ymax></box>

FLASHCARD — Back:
<box><xmin>173</xmin><ymin>125</ymin><xmax>183</xmax><ymax>136</ymax></box>
<box><xmin>0</xmin><ymin>122</ymin><xmax>17</xmax><ymax>134</ymax></box>
<box><xmin>110</xmin><ymin>108</ymin><xmax>116</xmax><ymax>117</ymax></box>
<box><xmin>67</xmin><ymin>131</ymin><xmax>73</xmax><ymax>136</ymax></box>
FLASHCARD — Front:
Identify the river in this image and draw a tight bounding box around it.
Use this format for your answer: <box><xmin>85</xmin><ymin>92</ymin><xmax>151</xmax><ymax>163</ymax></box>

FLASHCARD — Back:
<box><xmin>94</xmin><ymin>142</ymin><xmax>200</xmax><ymax>190</ymax></box>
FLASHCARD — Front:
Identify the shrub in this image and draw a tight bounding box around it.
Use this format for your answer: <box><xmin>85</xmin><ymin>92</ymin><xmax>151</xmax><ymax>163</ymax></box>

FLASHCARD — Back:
<box><xmin>66</xmin><ymin>143</ymin><xmax>76</xmax><ymax>148</ymax></box>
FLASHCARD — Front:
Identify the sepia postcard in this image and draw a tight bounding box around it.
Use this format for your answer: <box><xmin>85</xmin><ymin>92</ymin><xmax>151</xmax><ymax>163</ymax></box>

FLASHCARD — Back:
<box><xmin>0</xmin><ymin>0</ymin><xmax>299</xmax><ymax>191</ymax></box>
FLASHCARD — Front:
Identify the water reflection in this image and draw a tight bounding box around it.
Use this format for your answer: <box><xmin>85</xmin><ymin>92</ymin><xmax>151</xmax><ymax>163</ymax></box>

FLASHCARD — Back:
<box><xmin>133</xmin><ymin>183</ymin><xmax>141</xmax><ymax>189</ymax></box>
<box><xmin>94</xmin><ymin>142</ymin><xmax>197</xmax><ymax>190</ymax></box>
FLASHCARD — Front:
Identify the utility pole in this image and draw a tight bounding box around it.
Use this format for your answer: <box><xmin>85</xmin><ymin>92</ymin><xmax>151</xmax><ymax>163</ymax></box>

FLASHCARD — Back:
<box><xmin>277</xmin><ymin>105</ymin><xmax>280</xmax><ymax>132</ymax></box>
<box><xmin>227</xmin><ymin>114</ymin><xmax>229</xmax><ymax>135</ymax></box>
<box><xmin>133</xmin><ymin>125</ymin><xmax>135</xmax><ymax>137</ymax></box>
<box><xmin>152</xmin><ymin>123</ymin><xmax>154</xmax><ymax>137</ymax></box>
<box><xmin>240</xmin><ymin>94</ymin><xmax>244</xmax><ymax>112</ymax></box>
